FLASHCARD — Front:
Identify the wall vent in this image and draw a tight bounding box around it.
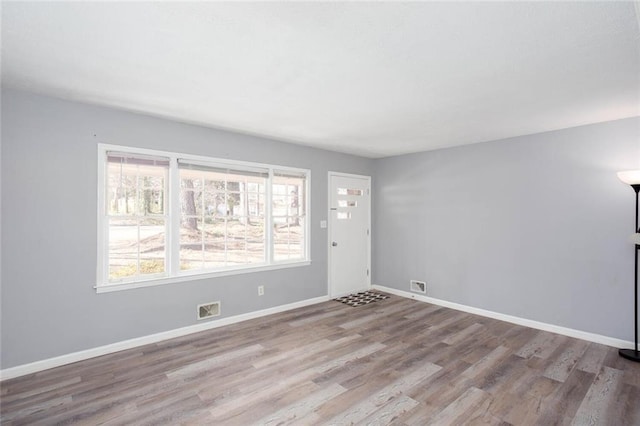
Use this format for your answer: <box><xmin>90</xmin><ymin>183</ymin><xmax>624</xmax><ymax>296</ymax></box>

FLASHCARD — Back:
<box><xmin>410</xmin><ymin>280</ymin><xmax>426</xmax><ymax>294</ymax></box>
<box><xmin>197</xmin><ymin>301</ymin><xmax>221</xmax><ymax>320</ymax></box>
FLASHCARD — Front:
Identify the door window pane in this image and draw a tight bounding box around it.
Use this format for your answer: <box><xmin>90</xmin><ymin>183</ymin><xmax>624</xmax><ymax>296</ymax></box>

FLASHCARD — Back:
<box><xmin>337</xmin><ymin>188</ymin><xmax>363</xmax><ymax>196</ymax></box>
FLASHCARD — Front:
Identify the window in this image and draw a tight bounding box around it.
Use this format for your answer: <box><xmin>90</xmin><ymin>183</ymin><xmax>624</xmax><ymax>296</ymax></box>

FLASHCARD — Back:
<box><xmin>272</xmin><ymin>171</ymin><xmax>306</xmax><ymax>261</ymax></box>
<box><xmin>105</xmin><ymin>153</ymin><xmax>169</xmax><ymax>282</ymax></box>
<box><xmin>178</xmin><ymin>161</ymin><xmax>268</xmax><ymax>271</ymax></box>
<box><xmin>98</xmin><ymin>145</ymin><xmax>310</xmax><ymax>292</ymax></box>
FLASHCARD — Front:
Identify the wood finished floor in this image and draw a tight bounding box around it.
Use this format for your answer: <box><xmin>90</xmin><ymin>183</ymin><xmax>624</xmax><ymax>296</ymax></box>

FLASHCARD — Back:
<box><xmin>2</xmin><ymin>294</ymin><xmax>640</xmax><ymax>425</ymax></box>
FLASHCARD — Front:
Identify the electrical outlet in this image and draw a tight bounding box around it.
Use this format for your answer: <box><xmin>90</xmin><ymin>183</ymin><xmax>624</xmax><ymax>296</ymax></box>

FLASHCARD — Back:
<box><xmin>258</xmin><ymin>285</ymin><xmax>264</xmax><ymax>296</ymax></box>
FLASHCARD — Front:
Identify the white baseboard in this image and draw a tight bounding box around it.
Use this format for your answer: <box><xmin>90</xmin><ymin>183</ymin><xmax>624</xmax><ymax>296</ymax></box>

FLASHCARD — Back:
<box><xmin>372</xmin><ymin>284</ymin><xmax>634</xmax><ymax>350</ymax></box>
<box><xmin>0</xmin><ymin>295</ymin><xmax>330</xmax><ymax>381</ymax></box>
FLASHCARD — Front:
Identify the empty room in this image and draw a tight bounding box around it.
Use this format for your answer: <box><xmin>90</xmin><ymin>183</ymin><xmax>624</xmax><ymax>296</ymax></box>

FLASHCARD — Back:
<box><xmin>1</xmin><ymin>1</ymin><xmax>639</xmax><ymax>425</ymax></box>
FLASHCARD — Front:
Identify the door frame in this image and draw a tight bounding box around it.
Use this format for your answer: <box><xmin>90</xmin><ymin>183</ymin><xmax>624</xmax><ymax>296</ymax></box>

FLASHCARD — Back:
<box><xmin>327</xmin><ymin>171</ymin><xmax>372</xmax><ymax>298</ymax></box>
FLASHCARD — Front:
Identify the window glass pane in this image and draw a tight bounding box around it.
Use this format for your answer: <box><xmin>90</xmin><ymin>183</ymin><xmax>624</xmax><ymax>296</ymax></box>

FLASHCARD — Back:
<box><xmin>247</xmin><ymin>217</ymin><xmax>265</xmax><ymax>264</ymax></box>
<box><xmin>108</xmin><ymin>217</ymin><xmax>165</xmax><ymax>281</ymax></box>
<box><xmin>227</xmin><ymin>219</ymin><xmax>248</xmax><ymax>265</ymax></box>
<box><xmin>338</xmin><ymin>200</ymin><xmax>357</xmax><ymax>208</ymax></box>
<box><xmin>181</xmin><ymin>179</ymin><xmax>203</xmax><ymax>217</ymax></box>
<box><xmin>180</xmin><ymin>217</ymin><xmax>203</xmax><ymax>271</ymax></box>
<box><xmin>205</xmin><ymin>178</ymin><xmax>226</xmax><ymax>192</ymax></box>
<box><xmin>247</xmin><ymin>182</ymin><xmax>263</xmax><ymax>193</ymax></box>
<box><xmin>287</xmin><ymin>219</ymin><xmax>304</xmax><ymax>260</ymax></box>
<box><xmin>139</xmin><ymin>218</ymin><xmax>166</xmax><ymax>275</ymax></box>
<box><xmin>273</xmin><ymin>222</ymin><xmax>289</xmax><ymax>262</ymax></box>
<box><xmin>108</xmin><ymin>217</ymin><xmax>138</xmax><ymax>280</ymax></box>
<box><xmin>273</xmin><ymin>217</ymin><xmax>305</xmax><ymax>261</ymax></box>
<box><xmin>272</xmin><ymin>183</ymin><xmax>287</xmax><ymax>195</ymax></box>
<box><xmin>228</xmin><ymin>192</ymin><xmax>242</xmax><ymax>217</ymax></box>
<box><xmin>203</xmin><ymin>239</ymin><xmax>226</xmax><ymax>270</ymax></box>
<box><xmin>273</xmin><ymin>194</ymin><xmax>288</xmax><ymax>217</ymax></box>
<box><xmin>106</xmin><ymin>154</ymin><xmax>168</xmax><ymax>217</ymax></box>
<box><xmin>138</xmin><ymin>183</ymin><xmax>164</xmax><ymax>215</ymax></box>
<box><xmin>107</xmin><ymin>165</ymin><xmax>139</xmax><ymax>215</ymax></box>
<box><xmin>248</xmin><ymin>194</ymin><xmax>265</xmax><ymax>217</ymax></box>
<box><xmin>138</xmin><ymin>258</ymin><xmax>165</xmax><ymax>276</ymax></box>
<box><xmin>337</xmin><ymin>188</ymin><xmax>363</xmax><ymax>196</ymax></box>
<box><xmin>203</xmin><ymin>191</ymin><xmax>221</xmax><ymax>219</ymax></box>
<box><xmin>203</xmin><ymin>218</ymin><xmax>226</xmax><ymax>269</ymax></box>
<box><xmin>203</xmin><ymin>219</ymin><xmax>223</xmax><ymax>240</ymax></box>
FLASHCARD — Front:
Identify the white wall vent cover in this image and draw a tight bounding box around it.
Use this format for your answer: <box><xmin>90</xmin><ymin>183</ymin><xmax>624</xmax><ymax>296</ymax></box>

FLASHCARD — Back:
<box><xmin>410</xmin><ymin>280</ymin><xmax>426</xmax><ymax>294</ymax></box>
<box><xmin>197</xmin><ymin>301</ymin><xmax>220</xmax><ymax>320</ymax></box>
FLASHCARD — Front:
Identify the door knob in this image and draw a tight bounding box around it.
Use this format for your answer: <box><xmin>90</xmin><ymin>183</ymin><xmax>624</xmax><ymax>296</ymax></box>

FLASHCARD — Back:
<box><xmin>332</xmin><ymin>242</ymin><xmax>338</xmax><ymax>247</ymax></box>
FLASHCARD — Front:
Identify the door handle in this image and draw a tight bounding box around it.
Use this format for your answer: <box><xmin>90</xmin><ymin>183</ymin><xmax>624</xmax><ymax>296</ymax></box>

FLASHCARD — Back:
<box><xmin>332</xmin><ymin>242</ymin><xmax>338</xmax><ymax>247</ymax></box>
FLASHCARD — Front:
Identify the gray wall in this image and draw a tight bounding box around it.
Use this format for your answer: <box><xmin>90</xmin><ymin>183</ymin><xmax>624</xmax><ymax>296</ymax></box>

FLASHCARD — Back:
<box><xmin>373</xmin><ymin>117</ymin><xmax>640</xmax><ymax>341</ymax></box>
<box><xmin>2</xmin><ymin>87</ymin><xmax>638</xmax><ymax>370</ymax></box>
<box><xmin>0</xmin><ymin>89</ymin><xmax>374</xmax><ymax>369</ymax></box>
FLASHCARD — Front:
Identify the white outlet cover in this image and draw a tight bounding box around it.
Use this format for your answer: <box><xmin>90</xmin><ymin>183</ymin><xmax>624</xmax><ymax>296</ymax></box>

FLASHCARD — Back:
<box><xmin>320</xmin><ymin>220</ymin><xmax>327</xmax><ymax>228</ymax></box>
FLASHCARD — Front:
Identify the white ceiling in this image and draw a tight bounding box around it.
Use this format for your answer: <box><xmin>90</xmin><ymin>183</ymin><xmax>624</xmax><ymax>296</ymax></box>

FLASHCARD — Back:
<box><xmin>2</xmin><ymin>2</ymin><xmax>639</xmax><ymax>158</ymax></box>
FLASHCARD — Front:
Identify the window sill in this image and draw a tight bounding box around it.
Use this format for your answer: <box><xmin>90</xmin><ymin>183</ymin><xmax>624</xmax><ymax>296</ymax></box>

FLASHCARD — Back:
<box><xmin>95</xmin><ymin>260</ymin><xmax>312</xmax><ymax>293</ymax></box>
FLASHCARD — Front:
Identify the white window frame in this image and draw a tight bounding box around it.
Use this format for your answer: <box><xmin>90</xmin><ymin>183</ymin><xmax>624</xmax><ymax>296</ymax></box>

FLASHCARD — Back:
<box><xmin>96</xmin><ymin>144</ymin><xmax>311</xmax><ymax>293</ymax></box>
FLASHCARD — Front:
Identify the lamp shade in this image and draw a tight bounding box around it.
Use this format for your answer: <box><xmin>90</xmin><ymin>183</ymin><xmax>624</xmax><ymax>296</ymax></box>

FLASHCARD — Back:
<box><xmin>617</xmin><ymin>170</ymin><xmax>640</xmax><ymax>185</ymax></box>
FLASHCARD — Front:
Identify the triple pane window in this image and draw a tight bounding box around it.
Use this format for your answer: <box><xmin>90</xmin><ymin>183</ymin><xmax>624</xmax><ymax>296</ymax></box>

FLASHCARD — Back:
<box><xmin>99</xmin><ymin>146</ymin><xmax>309</xmax><ymax>288</ymax></box>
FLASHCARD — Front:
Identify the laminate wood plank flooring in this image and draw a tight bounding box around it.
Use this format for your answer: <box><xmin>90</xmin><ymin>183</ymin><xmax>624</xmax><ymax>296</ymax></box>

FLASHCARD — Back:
<box><xmin>2</xmin><ymin>294</ymin><xmax>639</xmax><ymax>425</ymax></box>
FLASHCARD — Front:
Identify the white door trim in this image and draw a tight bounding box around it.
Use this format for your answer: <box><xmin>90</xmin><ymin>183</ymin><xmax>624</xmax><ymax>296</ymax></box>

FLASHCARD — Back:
<box><xmin>327</xmin><ymin>171</ymin><xmax>372</xmax><ymax>298</ymax></box>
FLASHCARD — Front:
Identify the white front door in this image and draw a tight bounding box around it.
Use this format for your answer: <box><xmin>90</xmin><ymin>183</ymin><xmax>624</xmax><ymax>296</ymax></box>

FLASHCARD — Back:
<box><xmin>329</xmin><ymin>173</ymin><xmax>371</xmax><ymax>297</ymax></box>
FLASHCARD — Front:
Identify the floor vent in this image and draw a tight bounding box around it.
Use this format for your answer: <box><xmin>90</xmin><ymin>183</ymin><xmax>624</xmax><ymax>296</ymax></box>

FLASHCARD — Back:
<box><xmin>197</xmin><ymin>301</ymin><xmax>220</xmax><ymax>320</ymax></box>
<box><xmin>410</xmin><ymin>280</ymin><xmax>426</xmax><ymax>294</ymax></box>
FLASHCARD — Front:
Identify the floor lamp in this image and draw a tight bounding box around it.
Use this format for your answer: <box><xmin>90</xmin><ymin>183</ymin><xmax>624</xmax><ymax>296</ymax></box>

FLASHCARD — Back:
<box><xmin>618</xmin><ymin>170</ymin><xmax>640</xmax><ymax>362</ymax></box>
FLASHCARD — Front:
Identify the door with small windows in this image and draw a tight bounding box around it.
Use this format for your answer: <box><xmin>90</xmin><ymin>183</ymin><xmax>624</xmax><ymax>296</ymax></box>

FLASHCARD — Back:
<box><xmin>329</xmin><ymin>173</ymin><xmax>371</xmax><ymax>297</ymax></box>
